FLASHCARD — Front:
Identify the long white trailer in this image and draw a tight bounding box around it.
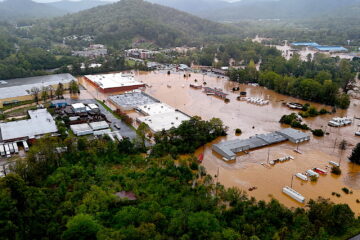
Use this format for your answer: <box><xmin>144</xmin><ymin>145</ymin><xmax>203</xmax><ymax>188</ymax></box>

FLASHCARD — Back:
<box><xmin>283</xmin><ymin>186</ymin><xmax>305</xmax><ymax>203</ymax></box>
<box><xmin>4</xmin><ymin>145</ymin><xmax>10</xmax><ymax>158</ymax></box>
<box><xmin>0</xmin><ymin>145</ymin><xmax>5</xmax><ymax>156</ymax></box>
<box><xmin>295</xmin><ymin>173</ymin><xmax>308</xmax><ymax>181</ymax></box>
<box><xmin>8</xmin><ymin>144</ymin><xmax>14</xmax><ymax>154</ymax></box>
<box><xmin>22</xmin><ymin>141</ymin><xmax>29</xmax><ymax>152</ymax></box>
<box><xmin>13</xmin><ymin>143</ymin><xmax>19</xmax><ymax>154</ymax></box>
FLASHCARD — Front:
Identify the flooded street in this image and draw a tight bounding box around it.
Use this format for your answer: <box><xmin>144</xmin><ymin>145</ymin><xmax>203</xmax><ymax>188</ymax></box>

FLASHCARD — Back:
<box><xmin>135</xmin><ymin>71</ymin><xmax>360</xmax><ymax>213</ymax></box>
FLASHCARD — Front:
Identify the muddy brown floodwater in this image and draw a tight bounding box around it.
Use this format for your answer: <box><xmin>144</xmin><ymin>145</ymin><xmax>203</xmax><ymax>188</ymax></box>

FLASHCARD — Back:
<box><xmin>78</xmin><ymin>70</ymin><xmax>360</xmax><ymax>214</ymax></box>
<box><xmin>135</xmin><ymin>70</ymin><xmax>360</xmax><ymax>214</ymax></box>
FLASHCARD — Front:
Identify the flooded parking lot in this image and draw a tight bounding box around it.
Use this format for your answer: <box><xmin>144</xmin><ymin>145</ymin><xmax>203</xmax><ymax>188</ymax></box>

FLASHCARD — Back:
<box><xmin>134</xmin><ymin>70</ymin><xmax>360</xmax><ymax>213</ymax></box>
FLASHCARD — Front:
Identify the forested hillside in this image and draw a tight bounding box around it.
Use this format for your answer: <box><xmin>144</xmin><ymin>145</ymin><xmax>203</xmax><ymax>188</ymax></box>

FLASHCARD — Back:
<box><xmin>0</xmin><ymin>0</ymin><xmax>66</xmax><ymax>21</ymax></box>
<box><xmin>32</xmin><ymin>0</ymin><xmax>238</xmax><ymax>48</ymax></box>
<box><xmin>0</xmin><ymin>120</ymin><xmax>358</xmax><ymax>240</ymax></box>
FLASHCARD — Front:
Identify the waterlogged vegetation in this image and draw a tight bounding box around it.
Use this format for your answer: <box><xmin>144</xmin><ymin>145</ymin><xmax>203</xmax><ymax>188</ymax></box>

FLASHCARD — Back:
<box><xmin>1</xmin><ymin>127</ymin><xmax>359</xmax><ymax>239</ymax></box>
<box><xmin>229</xmin><ymin>53</ymin><xmax>357</xmax><ymax>109</ymax></box>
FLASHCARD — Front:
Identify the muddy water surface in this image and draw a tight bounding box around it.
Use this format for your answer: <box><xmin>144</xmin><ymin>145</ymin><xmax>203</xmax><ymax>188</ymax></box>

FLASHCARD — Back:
<box><xmin>135</xmin><ymin>71</ymin><xmax>360</xmax><ymax>213</ymax></box>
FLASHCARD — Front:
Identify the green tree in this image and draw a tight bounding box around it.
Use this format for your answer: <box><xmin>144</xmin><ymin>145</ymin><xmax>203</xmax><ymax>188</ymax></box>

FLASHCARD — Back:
<box><xmin>62</xmin><ymin>214</ymin><xmax>100</xmax><ymax>240</ymax></box>
<box><xmin>349</xmin><ymin>143</ymin><xmax>360</xmax><ymax>165</ymax></box>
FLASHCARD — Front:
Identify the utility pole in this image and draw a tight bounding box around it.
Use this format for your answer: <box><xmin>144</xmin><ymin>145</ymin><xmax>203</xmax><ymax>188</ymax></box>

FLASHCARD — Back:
<box><xmin>290</xmin><ymin>174</ymin><xmax>294</xmax><ymax>188</ymax></box>
<box><xmin>267</xmin><ymin>148</ymin><xmax>270</xmax><ymax>164</ymax></box>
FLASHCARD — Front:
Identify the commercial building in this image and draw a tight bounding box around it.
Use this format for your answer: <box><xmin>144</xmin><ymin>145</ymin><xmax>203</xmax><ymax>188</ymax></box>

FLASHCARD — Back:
<box><xmin>0</xmin><ymin>109</ymin><xmax>58</xmax><ymax>142</ymax></box>
<box><xmin>125</xmin><ymin>49</ymin><xmax>159</xmax><ymax>59</ymax></box>
<box><xmin>72</xmin><ymin>44</ymin><xmax>108</xmax><ymax>58</ymax></box>
<box><xmin>72</xmin><ymin>103</ymin><xmax>87</xmax><ymax>113</ymax></box>
<box><xmin>136</xmin><ymin>103</ymin><xmax>175</xmax><ymax>116</ymax></box>
<box><xmin>137</xmin><ymin>110</ymin><xmax>191</xmax><ymax>132</ymax></box>
<box><xmin>84</xmin><ymin>73</ymin><xmax>146</xmax><ymax>93</ymax></box>
<box><xmin>212</xmin><ymin>128</ymin><xmax>310</xmax><ymax>160</ymax></box>
<box><xmin>314</xmin><ymin>46</ymin><xmax>348</xmax><ymax>52</ymax></box>
<box><xmin>291</xmin><ymin>42</ymin><xmax>320</xmax><ymax>47</ymax></box>
<box><xmin>108</xmin><ymin>92</ymin><xmax>159</xmax><ymax>111</ymax></box>
<box><xmin>70</xmin><ymin>123</ymin><xmax>93</xmax><ymax>136</ymax></box>
<box><xmin>0</xmin><ymin>73</ymin><xmax>76</xmax><ymax>108</ymax></box>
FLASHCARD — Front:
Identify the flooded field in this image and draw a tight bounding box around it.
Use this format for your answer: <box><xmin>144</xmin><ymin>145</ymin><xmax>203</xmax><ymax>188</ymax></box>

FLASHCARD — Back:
<box><xmin>78</xmin><ymin>70</ymin><xmax>360</xmax><ymax>213</ymax></box>
<box><xmin>135</xmin><ymin>71</ymin><xmax>360</xmax><ymax>213</ymax></box>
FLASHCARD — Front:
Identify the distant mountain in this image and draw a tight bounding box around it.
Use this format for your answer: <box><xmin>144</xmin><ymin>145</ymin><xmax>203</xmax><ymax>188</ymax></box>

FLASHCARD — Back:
<box><xmin>202</xmin><ymin>0</ymin><xmax>360</xmax><ymax>21</ymax></box>
<box><xmin>0</xmin><ymin>0</ymin><xmax>66</xmax><ymax>21</ymax></box>
<box><xmin>146</xmin><ymin>0</ymin><xmax>231</xmax><ymax>15</ymax></box>
<box><xmin>47</xmin><ymin>0</ymin><xmax>108</xmax><ymax>13</ymax></box>
<box><xmin>41</xmin><ymin>0</ymin><xmax>238</xmax><ymax>47</ymax></box>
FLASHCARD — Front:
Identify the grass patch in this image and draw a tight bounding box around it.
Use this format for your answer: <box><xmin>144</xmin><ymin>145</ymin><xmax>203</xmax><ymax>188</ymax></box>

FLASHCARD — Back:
<box><xmin>1</xmin><ymin>100</ymin><xmax>35</xmax><ymax>111</ymax></box>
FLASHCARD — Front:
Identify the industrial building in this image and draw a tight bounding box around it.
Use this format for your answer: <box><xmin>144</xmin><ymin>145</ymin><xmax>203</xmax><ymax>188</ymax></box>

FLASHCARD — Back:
<box><xmin>84</xmin><ymin>73</ymin><xmax>146</xmax><ymax>93</ymax></box>
<box><xmin>108</xmin><ymin>92</ymin><xmax>159</xmax><ymax>111</ymax></box>
<box><xmin>0</xmin><ymin>73</ymin><xmax>76</xmax><ymax>108</ymax></box>
<box><xmin>313</xmin><ymin>46</ymin><xmax>348</xmax><ymax>52</ymax></box>
<box><xmin>0</xmin><ymin>109</ymin><xmax>58</xmax><ymax>142</ymax></box>
<box><xmin>136</xmin><ymin>103</ymin><xmax>175</xmax><ymax>116</ymax></box>
<box><xmin>70</xmin><ymin>121</ymin><xmax>110</xmax><ymax>136</ymax></box>
<box><xmin>212</xmin><ymin>128</ymin><xmax>310</xmax><ymax>160</ymax></box>
<box><xmin>137</xmin><ymin>110</ymin><xmax>191</xmax><ymax>132</ymax></box>
<box><xmin>291</xmin><ymin>42</ymin><xmax>320</xmax><ymax>47</ymax></box>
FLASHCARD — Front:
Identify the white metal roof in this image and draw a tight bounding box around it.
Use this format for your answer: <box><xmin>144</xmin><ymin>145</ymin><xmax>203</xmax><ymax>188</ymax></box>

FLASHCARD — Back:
<box><xmin>137</xmin><ymin>103</ymin><xmax>175</xmax><ymax>116</ymax></box>
<box><xmin>0</xmin><ymin>109</ymin><xmax>58</xmax><ymax>141</ymax></box>
<box><xmin>85</xmin><ymin>73</ymin><xmax>143</xmax><ymax>89</ymax></box>
<box><xmin>137</xmin><ymin>111</ymin><xmax>190</xmax><ymax>132</ymax></box>
<box><xmin>89</xmin><ymin>121</ymin><xmax>109</xmax><ymax>130</ymax></box>
<box><xmin>0</xmin><ymin>74</ymin><xmax>76</xmax><ymax>100</ymax></box>
<box><xmin>72</xmin><ymin>103</ymin><xmax>86</xmax><ymax>109</ymax></box>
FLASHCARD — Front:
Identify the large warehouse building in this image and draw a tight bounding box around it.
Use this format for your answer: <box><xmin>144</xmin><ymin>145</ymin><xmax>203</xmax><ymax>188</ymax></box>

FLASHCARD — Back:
<box><xmin>84</xmin><ymin>73</ymin><xmax>145</xmax><ymax>93</ymax></box>
<box><xmin>0</xmin><ymin>73</ymin><xmax>76</xmax><ymax>108</ymax></box>
<box><xmin>212</xmin><ymin>128</ymin><xmax>310</xmax><ymax>160</ymax></box>
<box><xmin>0</xmin><ymin>109</ymin><xmax>58</xmax><ymax>142</ymax></box>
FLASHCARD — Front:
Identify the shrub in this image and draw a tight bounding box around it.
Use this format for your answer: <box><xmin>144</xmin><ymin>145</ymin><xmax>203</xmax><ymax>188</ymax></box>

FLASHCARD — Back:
<box><xmin>332</xmin><ymin>192</ymin><xmax>336</xmax><ymax>196</ymax></box>
<box><xmin>310</xmin><ymin>175</ymin><xmax>318</xmax><ymax>182</ymax></box>
<box><xmin>342</xmin><ymin>187</ymin><xmax>350</xmax><ymax>194</ymax></box>
<box><xmin>235</xmin><ymin>128</ymin><xmax>242</xmax><ymax>135</ymax></box>
<box><xmin>331</xmin><ymin>166</ymin><xmax>341</xmax><ymax>175</ymax></box>
<box><xmin>224</xmin><ymin>98</ymin><xmax>230</xmax><ymax>103</ymax></box>
<box><xmin>190</xmin><ymin>161</ymin><xmax>199</xmax><ymax>171</ymax></box>
<box><xmin>308</xmin><ymin>107</ymin><xmax>319</xmax><ymax>117</ymax></box>
<box><xmin>312</xmin><ymin>129</ymin><xmax>324</xmax><ymax>137</ymax></box>
<box><xmin>319</xmin><ymin>108</ymin><xmax>328</xmax><ymax>114</ymax></box>
<box><xmin>356</xmin><ymin>199</ymin><xmax>360</xmax><ymax>203</ymax></box>
<box><xmin>336</xmin><ymin>193</ymin><xmax>341</xmax><ymax>197</ymax></box>
<box><xmin>302</xmin><ymin>103</ymin><xmax>310</xmax><ymax>111</ymax></box>
<box><xmin>349</xmin><ymin>143</ymin><xmax>360</xmax><ymax>165</ymax></box>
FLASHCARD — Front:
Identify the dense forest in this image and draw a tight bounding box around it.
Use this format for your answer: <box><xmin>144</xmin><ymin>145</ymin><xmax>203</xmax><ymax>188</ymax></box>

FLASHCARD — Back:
<box><xmin>0</xmin><ymin>118</ymin><xmax>359</xmax><ymax>240</ymax></box>
<box><xmin>30</xmin><ymin>0</ymin><xmax>239</xmax><ymax>49</ymax></box>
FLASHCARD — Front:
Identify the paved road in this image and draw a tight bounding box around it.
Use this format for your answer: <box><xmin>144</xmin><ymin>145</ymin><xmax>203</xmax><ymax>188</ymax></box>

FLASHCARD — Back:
<box><xmin>58</xmin><ymin>98</ymin><xmax>137</xmax><ymax>140</ymax></box>
<box><xmin>349</xmin><ymin>235</ymin><xmax>360</xmax><ymax>240</ymax></box>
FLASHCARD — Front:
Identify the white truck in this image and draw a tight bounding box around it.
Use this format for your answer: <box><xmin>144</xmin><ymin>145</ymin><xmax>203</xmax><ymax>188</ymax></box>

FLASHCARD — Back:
<box><xmin>22</xmin><ymin>141</ymin><xmax>29</xmax><ymax>151</ymax></box>
<box><xmin>0</xmin><ymin>145</ymin><xmax>5</xmax><ymax>156</ymax></box>
<box><xmin>4</xmin><ymin>144</ymin><xmax>11</xmax><ymax>158</ymax></box>
<box><xmin>13</xmin><ymin>143</ymin><xmax>19</xmax><ymax>154</ymax></box>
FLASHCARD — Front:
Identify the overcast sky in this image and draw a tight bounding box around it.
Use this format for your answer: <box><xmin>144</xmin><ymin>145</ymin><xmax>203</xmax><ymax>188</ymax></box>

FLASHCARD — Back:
<box><xmin>31</xmin><ymin>0</ymin><xmax>240</xmax><ymax>2</ymax></box>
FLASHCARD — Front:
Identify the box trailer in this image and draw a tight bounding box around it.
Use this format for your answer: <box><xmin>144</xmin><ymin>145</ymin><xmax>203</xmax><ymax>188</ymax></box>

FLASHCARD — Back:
<box><xmin>0</xmin><ymin>145</ymin><xmax>5</xmax><ymax>156</ymax></box>
<box><xmin>4</xmin><ymin>145</ymin><xmax>11</xmax><ymax>158</ymax></box>
<box><xmin>13</xmin><ymin>143</ymin><xmax>19</xmax><ymax>154</ymax></box>
<box><xmin>282</xmin><ymin>186</ymin><xmax>305</xmax><ymax>203</ymax></box>
<box><xmin>306</xmin><ymin>169</ymin><xmax>319</xmax><ymax>178</ymax></box>
<box><xmin>295</xmin><ymin>173</ymin><xmax>308</xmax><ymax>181</ymax></box>
<box><xmin>329</xmin><ymin>161</ymin><xmax>340</xmax><ymax>167</ymax></box>
<box><xmin>8</xmin><ymin>144</ymin><xmax>14</xmax><ymax>154</ymax></box>
<box><xmin>22</xmin><ymin>141</ymin><xmax>29</xmax><ymax>152</ymax></box>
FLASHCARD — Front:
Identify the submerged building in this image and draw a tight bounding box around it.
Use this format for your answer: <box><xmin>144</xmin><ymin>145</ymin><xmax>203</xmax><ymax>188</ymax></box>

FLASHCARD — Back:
<box><xmin>212</xmin><ymin>128</ymin><xmax>310</xmax><ymax>160</ymax></box>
